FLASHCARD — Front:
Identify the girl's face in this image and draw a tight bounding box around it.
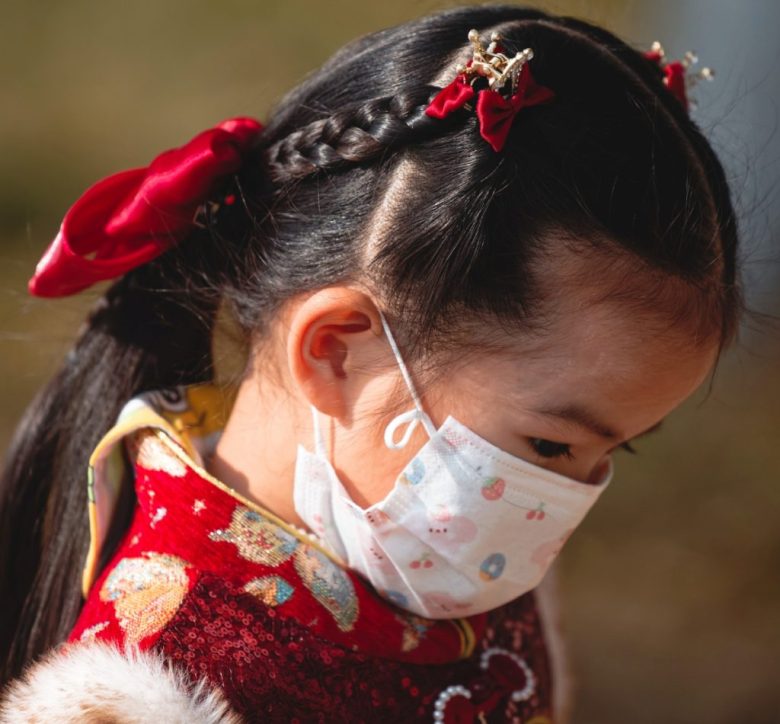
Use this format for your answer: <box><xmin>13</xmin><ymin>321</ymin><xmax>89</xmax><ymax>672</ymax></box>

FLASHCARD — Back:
<box><xmin>284</xmin><ymin>282</ymin><xmax>721</xmax><ymax>511</ymax></box>
<box><xmin>418</xmin><ymin>304</ymin><xmax>720</xmax><ymax>488</ymax></box>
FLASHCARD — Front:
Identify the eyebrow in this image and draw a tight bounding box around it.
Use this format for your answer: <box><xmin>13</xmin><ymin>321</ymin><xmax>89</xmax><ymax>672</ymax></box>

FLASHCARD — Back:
<box><xmin>532</xmin><ymin>403</ymin><xmax>666</xmax><ymax>442</ymax></box>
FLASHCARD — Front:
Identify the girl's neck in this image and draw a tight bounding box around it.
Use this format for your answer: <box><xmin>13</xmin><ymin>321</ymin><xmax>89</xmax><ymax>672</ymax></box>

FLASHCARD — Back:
<box><xmin>204</xmin><ymin>374</ymin><xmax>311</xmax><ymax>531</ymax></box>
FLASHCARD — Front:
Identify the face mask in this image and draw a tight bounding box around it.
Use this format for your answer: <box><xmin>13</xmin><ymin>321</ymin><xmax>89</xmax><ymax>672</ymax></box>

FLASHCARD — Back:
<box><xmin>293</xmin><ymin>311</ymin><xmax>614</xmax><ymax>619</ymax></box>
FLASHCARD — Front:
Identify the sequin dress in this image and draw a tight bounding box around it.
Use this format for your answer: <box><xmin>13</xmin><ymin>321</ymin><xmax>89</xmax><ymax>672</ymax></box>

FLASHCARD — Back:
<box><xmin>65</xmin><ymin>381</ymin><xmax>557</xmax><ymax>723</ymax></box>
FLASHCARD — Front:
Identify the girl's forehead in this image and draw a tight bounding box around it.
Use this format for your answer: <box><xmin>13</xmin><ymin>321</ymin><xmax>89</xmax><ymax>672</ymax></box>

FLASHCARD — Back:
<box><xmin>526</xmin><ymin>234</ymin><xmax>727</xmax><ymax>347</ymax></box>
<box><xmin>448</xmin><ymin>303</ymin><xmax>719</xmax><ymax>439</ymax></box>
<box><xmin>466</xmin><ymin>314</ymin><xmax>717</xmax><ymax>391</ymax></box>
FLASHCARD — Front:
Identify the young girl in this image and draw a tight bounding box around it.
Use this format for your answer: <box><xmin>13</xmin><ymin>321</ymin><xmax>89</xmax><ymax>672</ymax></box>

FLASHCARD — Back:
<box><xmin>0</xmin><ymin>4</ymin><xmax>742</xmax><ymax>722</ymax></box>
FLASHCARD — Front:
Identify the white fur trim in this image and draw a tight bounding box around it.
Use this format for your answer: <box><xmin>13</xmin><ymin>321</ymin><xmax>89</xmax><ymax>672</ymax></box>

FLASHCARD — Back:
<box><xmin>534</xmin><ymin>561</ymin><xmax>574</xmax><ymax>724</ymax></box>
<box><xmin>0</xmin><ymin>639</ymin><xmax>243</xmax><ymax>723</ymax></box>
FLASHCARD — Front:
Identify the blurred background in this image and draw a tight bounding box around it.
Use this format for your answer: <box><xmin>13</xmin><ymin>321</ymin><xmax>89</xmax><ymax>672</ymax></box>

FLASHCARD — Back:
<box><xmin>1</xmin><ymin>0</ymin><xmax>778</xmax><ymax>721</ymax></box>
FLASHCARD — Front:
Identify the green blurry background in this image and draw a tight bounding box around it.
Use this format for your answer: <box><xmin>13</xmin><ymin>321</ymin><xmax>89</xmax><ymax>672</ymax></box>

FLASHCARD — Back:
<box><xmin>2</xmin><ymin>1</ymin><xmax>778</xmax><ymax>721</ymax></box>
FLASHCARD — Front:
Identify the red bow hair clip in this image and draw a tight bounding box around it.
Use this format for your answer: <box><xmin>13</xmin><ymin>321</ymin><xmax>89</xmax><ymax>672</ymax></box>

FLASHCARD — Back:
<box><xmin>28</xmin><ymin>116</ymin><xmax>264</xmax><ymax>298</ymax></box>
<box><xmin>425</xmin><ymin>29</ymin><xmax>556</xmax><ymax>152</ymax></box>
<box><xmin>643</xmin><ymin>40</ymin><xmax>715</xmax><ymax>113</ymax></box>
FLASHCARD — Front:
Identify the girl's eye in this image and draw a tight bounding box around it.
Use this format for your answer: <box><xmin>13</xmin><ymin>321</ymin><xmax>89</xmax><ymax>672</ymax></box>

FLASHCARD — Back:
<box><xmin>528</xmin><ymin>439</ymin><xmax>640</xmax><ymax>460</ymax></box>
<box><xmin>528</xmin><ymin>438</ymin><xmax>575</xmax><ymax>461</ymax></box>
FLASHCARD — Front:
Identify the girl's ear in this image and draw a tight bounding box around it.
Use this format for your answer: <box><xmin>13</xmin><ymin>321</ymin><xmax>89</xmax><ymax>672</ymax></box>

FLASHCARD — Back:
<box><xmin>285</xmin><ymin>286</ymin><xmax>385</xmax><ymax>421</ymax></box>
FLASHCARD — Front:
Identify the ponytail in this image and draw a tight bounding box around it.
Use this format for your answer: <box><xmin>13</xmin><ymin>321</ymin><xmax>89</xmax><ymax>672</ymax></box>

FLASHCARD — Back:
<box><xmin>0</xmin><ymin>235</ymin><xmax>224</xmax><ymax>685</ymax></box>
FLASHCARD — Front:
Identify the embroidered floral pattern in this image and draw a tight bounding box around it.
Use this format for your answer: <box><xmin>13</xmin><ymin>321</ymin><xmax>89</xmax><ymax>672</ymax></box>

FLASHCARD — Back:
<box><xmin>395</xmin><ymin>612</ymin><xmax>433</xmax><ymax>653</ymax></box>
<box><xmin>78</xmin><ymin>620</ymin><xmax>110</xmax><ymax>642</ymax></box>
<box><xmin>293</xmin><ymin>546</ymin><xmax>359</xmax><ymax>632</ymax></box>
<box><xmin>209</xmin><ymin>504</ymin><xmax>359</xmax><ymax>631</ymax></box>
<box><xmin>208</xmin><ymin>506</ymin><xmax>299</xmax><ymax>566</ymax></box>
<box><xmin>150</xmin><ymin>505</ymin><xmax>167</xmax><ymax>528</ymax></box>
<box><xmin>243</xmin><ymin>575</ymin><xmax>295</xmax><ymax>606</ymax></box>
<box><xmin>99</xmin><ymin>551</ymin><xmax>192</xmax><ymax>644</ymax></box>
<box><xmin>134</xmin><ymin>431</ymin><xmax>188</xmax><ymax>477</ymax></box>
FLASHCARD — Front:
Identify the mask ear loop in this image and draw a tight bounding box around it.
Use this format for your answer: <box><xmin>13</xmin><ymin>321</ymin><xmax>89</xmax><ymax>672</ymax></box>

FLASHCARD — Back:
<box><xmin>310</xmin><ymin>404</ymin><xmax>328</xmax><ymax>458</ymax></box>
<box><xmin>378</xmin><ymin>311</ymin><xmax>438</xmax><ymax>450</ymax></box>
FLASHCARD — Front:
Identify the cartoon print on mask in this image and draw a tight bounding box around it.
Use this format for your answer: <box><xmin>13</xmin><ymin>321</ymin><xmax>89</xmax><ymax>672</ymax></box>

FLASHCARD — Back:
<box><xmin>365</xmin><ymin>509</ymin><xmax>392</xmax><ymax>528</ymax></box>
<box><xmin>208</xmin><ymin>505</ymin><xmax>299</xmax><ymax>566</ymax></box>
<box><xmin>409</xmin><ymin>552</ymin><xmax>434</xmax><ymax>570</ymax></box>
<box><xmin>405</xmin><ymin>504</ymin><xmax>478</xmax><ymax>556</ymax></box>
<box><xmin>479</xmin><ymin>552</ymin><xmax>506</xmax><ymax>581</ymax></box>
<box><xmin>353</xmin><ymin>520</ymin><xmax>398</xmax><ymax>576</ymax></box>
<box><xmin>400</xmin><ymin>458</ymin><xmax>426</xmax><ymax>486</ymax></box>
<box><xmin>481</xmin><ymin>476</ymin><xmax>506</xmax><ymax>501</ymax></box>
<box><xmin>367</xmin><ymin>539</ymin><xmax>399</xmax><ymax>576</ymax></box>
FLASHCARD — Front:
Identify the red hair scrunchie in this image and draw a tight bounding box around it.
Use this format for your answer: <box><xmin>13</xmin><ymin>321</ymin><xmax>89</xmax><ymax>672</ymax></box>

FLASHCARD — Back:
<box><xmin>28</xmin><ymin>116</ymin><xmax>264</xmax><ymax>298</ymax></box>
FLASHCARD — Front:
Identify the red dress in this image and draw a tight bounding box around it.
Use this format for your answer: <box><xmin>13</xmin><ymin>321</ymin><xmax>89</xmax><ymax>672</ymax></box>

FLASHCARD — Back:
<box><xmin>61</xmin><ymin>382</ymin><xmax>558</xmax><ymax>722</ymax></box>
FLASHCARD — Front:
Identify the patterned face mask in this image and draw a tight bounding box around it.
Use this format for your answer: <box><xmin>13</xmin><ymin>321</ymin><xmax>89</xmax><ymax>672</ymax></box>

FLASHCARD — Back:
<box><xmin>293</xmin><ymin>310</ymin><xmax>613</xmax><ymax>619</ymax></box>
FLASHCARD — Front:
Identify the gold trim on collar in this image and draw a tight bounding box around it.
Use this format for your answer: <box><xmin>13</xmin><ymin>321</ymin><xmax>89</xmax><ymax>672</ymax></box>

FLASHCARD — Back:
<box><xmin>152</xmin><ymin>428</ymin><xmax>348</xmax><ymax>568</ymax></box>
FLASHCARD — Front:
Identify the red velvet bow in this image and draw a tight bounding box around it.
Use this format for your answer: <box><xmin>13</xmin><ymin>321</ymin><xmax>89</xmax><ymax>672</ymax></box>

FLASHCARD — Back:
<box><xmin>28</xmin><ymin>116</ymin><xmax>264</xmax><ymax>298</ymax></box>
<box><xmin>643</xmin><ymin>50</ymin><xmax>689</xmax><ymax>112</ymax></box>
<box><xmin>425</xmin><ymin>61</ymin><xmax>556</xmax><ymax>152</ymax></box>
<box><xmin>661</xmin><ymin>60</ymin><xmax>688</xmax><ymax>112</ymax></box>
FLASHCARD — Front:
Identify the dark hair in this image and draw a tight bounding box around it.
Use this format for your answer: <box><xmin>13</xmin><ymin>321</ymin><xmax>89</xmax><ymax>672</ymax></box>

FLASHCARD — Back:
<box><xmin>0</xmin><ymin>4</ymin><xmax>744</xmax><ymax>683</ymax></box>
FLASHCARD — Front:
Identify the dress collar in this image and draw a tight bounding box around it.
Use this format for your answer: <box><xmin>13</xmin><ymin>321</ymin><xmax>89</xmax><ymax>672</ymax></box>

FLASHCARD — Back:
<box><xmin>82</xmin><ymin>380</ymin><xmax>331</xmax><ymax>599</ymax></box>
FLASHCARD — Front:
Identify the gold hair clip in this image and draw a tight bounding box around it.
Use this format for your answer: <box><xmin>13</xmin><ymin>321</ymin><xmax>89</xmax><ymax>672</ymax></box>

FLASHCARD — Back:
<box><xmin>455</xmin><ymin>29</ymin><xmax>535</xmax><ymax>99</ymax></box>
<box><xmin>425</xmin><ymin>28</ymin><xmax>556</xmax><ymax>152</ymax></box>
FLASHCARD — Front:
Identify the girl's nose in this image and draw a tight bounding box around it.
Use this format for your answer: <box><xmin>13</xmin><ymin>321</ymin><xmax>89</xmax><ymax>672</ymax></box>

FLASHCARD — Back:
<box><xmin>585</xmin><ymin>455</ymin><xmax>612</xmax><ymax>486</ymax></box>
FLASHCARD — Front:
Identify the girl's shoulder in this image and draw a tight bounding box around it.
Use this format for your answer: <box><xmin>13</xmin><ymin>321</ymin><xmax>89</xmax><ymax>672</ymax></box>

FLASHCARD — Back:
<box><xmin>69</xmin><ymin>379</ymin><xmax>337</xmax><ymax>656</ymax></box>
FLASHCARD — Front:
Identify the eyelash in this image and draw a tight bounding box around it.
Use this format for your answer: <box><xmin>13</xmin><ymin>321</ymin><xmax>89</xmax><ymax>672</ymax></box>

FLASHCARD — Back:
<box><xmin>528</xmin><ymin>438</ymin><xmax>575</xmax><ymax>460</ymax></box>
<box><xmin>528</xmin><ymin>438</ymin><xmax>638</xmax><ymax>460</ymax></box>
